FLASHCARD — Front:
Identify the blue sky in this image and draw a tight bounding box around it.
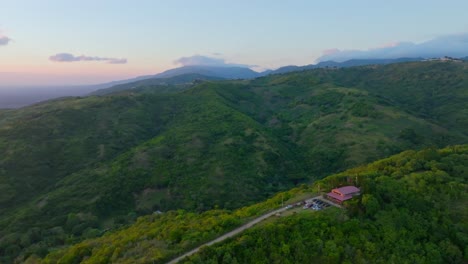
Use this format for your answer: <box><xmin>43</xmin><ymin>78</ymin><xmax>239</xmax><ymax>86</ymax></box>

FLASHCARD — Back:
<box><xmin>0</xmin><ymin>0</ymin><xmax>467</xmax><ymax>86</ymax></box>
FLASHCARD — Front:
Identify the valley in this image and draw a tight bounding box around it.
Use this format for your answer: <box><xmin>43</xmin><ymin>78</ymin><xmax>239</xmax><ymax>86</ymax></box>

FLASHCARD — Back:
<box><xmin>0</xmin><ymin>61</ymin><xmax>467</xmax><ymax>263</ymax></box>
<box><xmin>2</xmin><ymin>2</ymin><xmax>468</xmax><ymax>263</ymax></box>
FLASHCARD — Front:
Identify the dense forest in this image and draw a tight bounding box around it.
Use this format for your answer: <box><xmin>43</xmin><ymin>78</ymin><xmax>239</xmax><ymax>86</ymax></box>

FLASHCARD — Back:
<box><xmin>0</xmin><ymin>61</ymin><xmax>467</xmax><ymax>262</ymax></box>
<box><xmin>184</xmin><ymin>145</ymin><xmax>468</xmax><ymax>264</ymax></box>
<box><xmin>38</xmin><ymin>145</ymin><xmax>468</xmax><ymax>263</ymax></box>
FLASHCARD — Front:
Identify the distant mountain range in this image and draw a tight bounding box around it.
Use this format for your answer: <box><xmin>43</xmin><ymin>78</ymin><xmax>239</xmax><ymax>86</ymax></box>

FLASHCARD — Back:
<box><xmin>91</xmin><ymin>65</ymin><xmax>259</xmax><ymax>92</ymax></box>
<box><xmin>153</xmin><ymin>65</ymin><xmax>260</xmax><ymax>79</ymax></box>
<box><xmin>93</xmin><ymin>56</ymin><xmax>468</xmax><ymax>90</ymax></box>
<box><xmin>90</xmin><ymin>73</ymin><xmax>224</xmax><ymax>95</ymax></box>
<box><xmin>88</xmin><ymin>66</ymin><xmax>258</xmax><ymax>96</ymax></box>
<box><xmin>2</xmin><ymin>56</ymin><xmax>467</xmax><ymax>108</ymax></box>
<box><xmin>268</xmin><ymin>57</ymin><xmax>424</xmax><ymax>74</ymax></box>
<box><xmin>90</xmin><ymin>57</ymin><xmax>426</xmax><ymax>96</ymax></box>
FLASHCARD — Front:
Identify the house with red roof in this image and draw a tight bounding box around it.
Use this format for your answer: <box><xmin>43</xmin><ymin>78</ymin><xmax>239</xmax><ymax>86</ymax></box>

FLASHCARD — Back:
<box><xmin>326</xmin><ymin>186</ymin><xmax>360</xmax><ymax>204</ymax></box>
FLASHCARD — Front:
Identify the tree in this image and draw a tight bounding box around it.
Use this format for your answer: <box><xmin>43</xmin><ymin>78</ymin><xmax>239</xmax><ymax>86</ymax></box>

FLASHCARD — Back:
<box><xmin>361</xmin><ymin>194</ymin><xmax>380</xmax><ymax>217</ymax></box>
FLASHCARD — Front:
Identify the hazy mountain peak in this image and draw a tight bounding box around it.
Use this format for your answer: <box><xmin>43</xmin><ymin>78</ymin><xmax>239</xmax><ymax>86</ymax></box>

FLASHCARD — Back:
<box><xmin>317</xmin><ymin>33</ymin><xmax>468</xmax><ymax>62</ymax></box>
<box><xmin>154</xmin><ymin>64</ymin><xmax>260</xmax><ymax>79</ymax></box>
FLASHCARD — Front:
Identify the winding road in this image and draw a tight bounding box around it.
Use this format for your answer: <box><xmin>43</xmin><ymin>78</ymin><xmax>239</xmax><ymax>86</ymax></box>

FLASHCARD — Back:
<box><xmin>166</xmin><ymin>195</ymin><xmax>336</xmax><ymax>263</ymax></box>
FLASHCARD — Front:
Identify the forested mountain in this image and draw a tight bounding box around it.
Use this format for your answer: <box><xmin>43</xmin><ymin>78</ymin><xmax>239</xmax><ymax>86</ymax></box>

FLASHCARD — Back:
<box><xmin>40</xmin><ymin>145</ymin><xmax>468</xmax><ymax>263</ymax></box>
<box><xmin>90</xmin><ymin>73</ymin><xmax>223</xmax><ymax>96</ymax></box>
<box><xmin>152</xmin><ymin>65</ymin><xmax>260</xmax><ymax>79</ymax></box>
<box><xmin>269</xmin><ymin>57</ymin><xmax>424</xmax><ymax>74</ymax></box>
<box><xmin>3</xmin><ymin>57</ymin><xmax>465</xmax><ymax>110</ymax></box>
<box><xmin>0</xmin><ymin>66</ymin><xmax>258</xmax><ymax>109</ymax></box>
<box><xmin>183</xmin><ymin>145</ymin><xmax>468</xmax><ymax>264</ymax></box>
<box><xmin>0</xmin><ymin>61</ymin><xmax>467</xmax><ymax>262</ymax></box>
<box><xmin>93</xmin><ymin>65</ymin><xmax>262</xmax><ymax>96</ymax></box>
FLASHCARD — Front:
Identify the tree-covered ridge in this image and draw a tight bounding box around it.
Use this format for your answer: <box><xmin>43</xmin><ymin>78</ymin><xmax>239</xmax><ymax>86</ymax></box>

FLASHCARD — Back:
<box><xmin>1</xmin><ymin>61</ymin><xmax>467</xmax><ymax>262</ymax></box>
<box><xmin>90</xmin><ymin>73</ymin><xmax>223</xmax><ymax>96</ymax></box>
<box><xmin>0</xmin><ymin>86</ymin><xmax>303</xmax><ymax>263</ymax></box>
<box><xmin>0</xmin><ymin>85</ymin><xmax>310</xmax><ymax>263</ymax></box>
<box><xmin>184</xmin><ymin>145</ymin><xmax>468</xmax><ymax>264</ymax></box>
<box><xmin>40</xmin><ymin>187</ymin><xmax>310</xmax><ymax>264</ymax></box>
<box><xmin>213</xmin><ymin>61</ymin><xmax>468</xmax><ymax>176</ymax></box>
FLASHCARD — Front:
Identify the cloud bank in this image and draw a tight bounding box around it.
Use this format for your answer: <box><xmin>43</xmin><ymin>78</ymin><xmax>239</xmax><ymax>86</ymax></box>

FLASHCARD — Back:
<box><xmin>174</xmin><ymin>55</ymin><xmax>255</xmax><ymax>68</ymax></box>
<box><xmin>0</xmin><ymin>35</ymin><xmax>11</xmax><ymax>46</ymax></box>
<box><xmin>317</xmin><ymin>33</ymin><xmax>468</xmax><ymax>62</ymax></box>
<box><xmin>49</xmin><ymin>53</ymin><xmax>127</xmax><ymax>64</ymax></box>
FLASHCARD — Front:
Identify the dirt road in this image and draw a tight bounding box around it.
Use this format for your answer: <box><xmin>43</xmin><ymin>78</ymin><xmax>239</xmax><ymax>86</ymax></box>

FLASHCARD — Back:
<box><xmin>166</xmin><ymin>195</ymin><xmax>329</xmax><ymax>263</ymax></box>
<box><xmin>166</xmin><ymin>206</ymin><xmax>288</xmax><ymax>263</ymax></box>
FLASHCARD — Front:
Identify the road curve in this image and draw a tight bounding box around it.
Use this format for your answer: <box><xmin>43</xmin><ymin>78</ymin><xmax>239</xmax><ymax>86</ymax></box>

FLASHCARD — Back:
<box><xmin>166</xmin><ymin>206</ymin><xmax>288</xmax><ymax>264</ymax></box>
<box><xmin>166</xmin><ymin>195</ymin><xmax>328</xmax><ymax>264</ymax></box>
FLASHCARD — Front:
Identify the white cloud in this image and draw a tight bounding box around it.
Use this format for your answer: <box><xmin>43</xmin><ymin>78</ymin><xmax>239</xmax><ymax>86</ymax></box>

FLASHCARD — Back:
<box><xmin>174</xmin><ymin>54</ymin><xmax>255</xmax><ymax>68</ymax></box>
<box><xmin>317</xmin><ymin>33</ymin><xmax>468</xmax><ymax>62</ymax></box>
<box><xmin>49</xmin><ymin>53</ymin><xmax>127</xmax><ymax>64</ymax></box>
<box><xmin>174</xmin><ymin>55</ymin><xmax>225</xmax><ymax>66</ymax></box>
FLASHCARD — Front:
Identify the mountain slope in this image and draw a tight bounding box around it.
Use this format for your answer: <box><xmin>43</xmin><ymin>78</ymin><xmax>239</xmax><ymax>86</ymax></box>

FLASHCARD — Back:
<box><xmin>153</xmin><ymin>65</ymin><xmax>260</xmax><ymax>79</ymax></box>
<box><xmin>90</xmin><ymin>73</ymin><xmax>224</xmax><ymax>96</ymax></box>
<box><xmin>214</xmin><ymin>61</ymin><xmax>468</xmax><ymax>175</ymax></box>
<box><xmin>39</xmin><ymin>145</ymin><xmax>468</xmax><ymax>264</ymax></box>
<box><xmin>0</xmin><ymin>66</ymin><xmax>259</xmax><ymax>109</ymax></box>
<box><xmin>317</xmin><ymin>61</ymin><xmax>468</xmax><ymax>134</ymax></box>
<box><xmin>88</xmin><ymin>66</ymin><xmax>260</xmax><ymax>96</ymax></box>
<box><xmin>184</xmin><ymin>145</ymin><xmax>468</xmax><ymax>264</ymax></box>
<box><xmin>270</xmin><ymin>57</ymin><xmax>424</xmax><ymax>74</ymax></box>
<box><xmin>0</xmin><ymin>84</ymin><xmax>305</xmax><ymax>263</ymax></box>
<box><xmin>1</xmin><ymin>61</ymin><xmax>467</xmax><ymax>262</ymax></box>
<box><xmin>1</xmin><ymin>58</ymin><xmax>445</xmax><ymax>109</ymax></box>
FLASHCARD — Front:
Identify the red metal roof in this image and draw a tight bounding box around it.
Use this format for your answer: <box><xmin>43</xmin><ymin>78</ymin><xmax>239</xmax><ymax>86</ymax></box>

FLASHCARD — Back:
<box><xmin>327</xmin><ymin>192</ymin><xmax>353</xmax><ymax>201</ymax></box>
<box><xmin>333</xmin><ymin>186</ymin><xmax>360</xmax><ymax>195</ymax></box>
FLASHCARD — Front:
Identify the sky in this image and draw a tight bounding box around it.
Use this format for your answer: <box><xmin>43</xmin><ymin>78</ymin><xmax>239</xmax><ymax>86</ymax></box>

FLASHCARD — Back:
<box><xmin>0</xmin><ymin>0</ymin><xmax>467</xmax><ymax>86</ymax></box>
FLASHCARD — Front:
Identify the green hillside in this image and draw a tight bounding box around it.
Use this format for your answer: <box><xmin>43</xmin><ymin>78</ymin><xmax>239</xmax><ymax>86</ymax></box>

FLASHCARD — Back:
<box><xmin>184</xmin><ymin>145</ymin><xmax>468</xmax><ymax>264</ymax></box>
<box><xmin>214</xmin><ymin>61</ymin><xmax>468</xmax><ymax>175</ymax></box>
<box><xmin>90</xmin><ymin>73</ymin><xmax>223</xmax><ymax>96</ymax></box>
<box><xmin>1</xmin><ymin>61</ymin><xmax>467</xmax><ymax>262</ymax></box>
<box><xmin>39</xmin><ymin>186</ymin><xmax>312</xmax><ymax>264</ymax></box>
<box><xmin>39</xmin><ymin>145</ymin><xmax>468</xmax><ymax>263</ymax></box>
<box><xmin>0</xmin><ymin>83</ymin><xmax>305</xmax><ymax>263</ymax></box>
